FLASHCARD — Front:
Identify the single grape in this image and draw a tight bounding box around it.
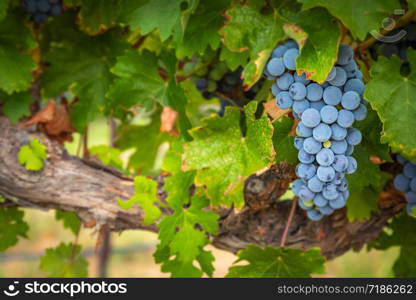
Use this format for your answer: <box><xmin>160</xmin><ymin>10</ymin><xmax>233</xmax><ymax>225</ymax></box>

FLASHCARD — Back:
<box><xmin>346</xmin><ymin>156</ymin><xmax>358</xmax><ymax>174</ymax></box>
<box><xmin>298</xmin><ymin>185</ymin><xmax>316</xmax><ymax>201</ymax></box>
<box><xmin>267</xmin><ymin>58</ymin><xmax>285</xmax><ymax>76</ymax></box>
<box><xmin>294</xmin><ymin>137</ymin><xmax>305</xmax><ymax>150</ymax></box>
<box><xmin>337</xmin><ymin>109</ymin><xmax>355</xmax><ymax>128</ymax></box>
<box><xmin>332</xmin><ymin>155</ymin><xmax>349</xmax><ymax>172</ymax></box>
<box><xmin>346</xmin><ymin>128</ymin><xmax>362</xmax><ymax>146</ymax></box>
<box><xmin>329</xmin><ymin>194</ymin><xmax>346</xmax><ymax>209</ymax></box>
<box><xmin>271</xmin><ymin>83</ymin><xmax>281</xmax><ymax>96</ymax></box>
<box><xmin>308</xmin><ymin>176</ymin><xmax>325</xmax><ymax>193</ymax></box>
<box><xmin>331</xmin><ymin>139</ymin><xmax>348</xmax><ymax>155</ymax></box>
<box><xmin>272</xmin><ymin>45</ymin><xmax>288</xmax><ymax>58</ymax></box>
<box><xmin>303</xmin><ymin>137</ymin><xmax>322</xmax><ymax>154</ymax></box>
<box><xmin>301</xmin><ymin>108</ymin><xmax>321</xmax><ymax>128</ymax></box>
<box><xmin>285</xmin><ymin>40</ymin><xmax>299</xmax><ymax>49</ymax></box>
<box><xmin>313</xmin><ymin>193</ymin><xmax>328</xmax><ymax>207</ymax></box>
<box><xmin>328</xmin><ymin>67</ymin><xmax>347</xmax><ymax>86</ymax></box>
<box><xmin>326</xmin><ymin>67</ymin><xmax>337</xmax><ymax>81</ymax></box>
<box><xmin>310</xmin><ymin>100</ymin><xmax>326</xmax><ymax>111</ymax></box>
<box><xmin>316</xmin><ymin>148</ymin><xmax>335</xmax><ymax>166</ymax></box>
<box><xmin>403</xmin><ymin>163</ymin><xmax>416</xmax><ymax>178</ymax></box>
<box><xmin>296</xmin><ymin>122</ymin><xmax>313</xmax><ymax>137</ymax></box>
<box><xmin>283</xmin><ymin>48</ymin><xmax>299</xmax><ymax>70</ymax></box>
<box><xmin>317</xmin><ymin>166</ymin><xmax>336</xmax><ymax>182</ymax></box>
<box><xmin>293</xmin><ymin>99</ymin><xmax>310</xmax><ymax>115</ymax></box>
<box><xmin>341</xmin><ymin>91</ymin><xmax>361</xmax><ymax>110</ymax></box>
<box><xmin>353</xmin><ymin>104</ymin><xmax>367</xmax><ymax>121</ymax></box>
<box><xmin>306</xmin><ymin>83</ymin><xmax>323</xmax><ymax>101</ymax></box>
<box><xmin>337</xmin><ymin>44</ymin><xmax>354</xmax><ymax>65</ymax></box>
<box><xmin>289</xmin><ymin>82</ymin><xmax>307</xmax><ymax>100</ymax></box>
<box><xmin>319</xmin><ymin>205</ymin><xmax>334</xmax><ymax>215</ymax></box>
<box><xmin>292</xmin><ymin>179</ymin><xmax>304</xmax><ymax>195</ymax></box>
<box><xmin>322</xmin><ymin>183</ymin><xmax>339</xmax><ymax>200</ymax></box>
<box><xmin>394</xmin><ymin>174</ymin><xmax>410</xmax><ymax>192</ymax></box>
<box><xmin>296</xmin><ymin>163</ymin><xmax>317</xmax><ymax>180</ymax></box>
<box><xmin>277</xmin><ymin>72</ymin><xmax>294</xmax><ymax>90</ymax></box>
<box><xmin>344</xmin><ymin>78</ymin><xmax>365</xmax><ymax>95</ymax></box>
<box><xmin>345</xmin><ymin>144</ymin><xmax>354</xmax><ymax>156</ymax></box>
<box><xmin>307</xmin><ymin>209</ymin><xmax>323</xmax><ymax>221</ymax></box>
<box><xmin>313</xmin><ymin>123</ymin><xmax>332</xmax><ymax>142</ymax></box>
<box><xmin>275</xmin><ymin>91</ymin><xmax>294</xmax><ymax>109</ymax></box>
<box><xmin>320</xmin><ymin>105</ymin><xmax>338</xmax><ymax>124</ymax></box>
<box><xmin>298</xmin><ymin>149</ymin><xmax>315</xmax><ymax>164</ymax></box>
<box><xmin>331</xmin><ymin>124</ymin><xmax>347</xmax><ymax>141</ymax></box>
<box><xmin>405</xmin><ymin>191</ymin><xmax>416</xmax><ymax>203</ymax></box>
<box><xmin>323</xmin><ymin>86</ymin><xmax>342</xmax><ymax>105</ymax></box>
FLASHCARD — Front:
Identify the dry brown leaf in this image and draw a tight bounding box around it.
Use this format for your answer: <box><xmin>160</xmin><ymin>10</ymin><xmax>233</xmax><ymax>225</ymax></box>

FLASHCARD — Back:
<box><xmin>160</xmin><ymin>106</ymin><xmax>179</xmax><ymax>136</ymax></box>
<box><xmin>263</xmin><ymin>99</ymin><xmax>289</xmax><ymax>121</ymax></box>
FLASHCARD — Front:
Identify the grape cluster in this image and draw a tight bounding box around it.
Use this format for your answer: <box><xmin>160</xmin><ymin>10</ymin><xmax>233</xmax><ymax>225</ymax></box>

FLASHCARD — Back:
<box><xmin>192</xmin><ymin>63</ymin><xmax>262</xmax><ymax>116</ymax></box>
<box><xmin>264</xmin><ymin>41</ymin><xmax>367</xmax><ymax>221</ymax></box>
<box><xmin>22</xmin><ymin>0</ymin><xmax>63</xmax><ymax>24</ymax></box>
<box><xmin>393</xmin><ymin>154</ymin><xmax>416</xmax><ymax>214</ymax></box>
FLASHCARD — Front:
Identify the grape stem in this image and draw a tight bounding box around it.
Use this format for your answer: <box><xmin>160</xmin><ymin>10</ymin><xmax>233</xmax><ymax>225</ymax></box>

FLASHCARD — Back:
<box><xmin>279</xmin><ymin>197</ymin><xmax>298</xmax><ymax>247</ymax></box>
<box><xmin>359</xmin><ymin>9</ymin><xmax>416</xmax><ymax>51</ymax></box>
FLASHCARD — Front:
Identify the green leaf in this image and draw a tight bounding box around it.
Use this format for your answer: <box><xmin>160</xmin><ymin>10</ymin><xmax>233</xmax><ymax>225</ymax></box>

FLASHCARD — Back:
<box><xmin>78</xmin><ymin>0</ymin><xmax>122</xmax><ymax>34</ymax></box>
<box><xmin>18</xmin><ymin>138</ymin><xmax>48</xmax><ymax>171</ymax></box>
<box><xmin>119</xmin><ymin>0</ymin><xmax>197</xmax><ymax>41</ymax></box>
<box><xmin>42</xmin><ymin>15</ymin><xmax>128</xmax><ymax>131</ymax></box>
<box><xmin>284</xmin><ymin>8</ymin><xmax>341</xmax><ymax>83</ymax></box>
<box><xmin>0</xmin><ymin>91</ymin><xmax>34</xmax><ymax>123</ymax></box>
<box><xmin>0</xmin><ymin>207</ymin><xmax>29</xmax><ymax>251</ymax></box>
<box><xmin>107</xmin><ymin>50</ymin><xmax>164</xmax><ymax>116</ymax></box>
<box><xmin>272</xmin><ymin>116</ymin><xmax>297</xmax><ymax>164</ymax></box>
<box><xmin>155</xmin><ymin>188</ymin><xmax>219</xmax><ymax>278</ymax></box>
<box><xmin>55</xmin><ymin>211</ymin><xmax>81</xmax><ymax>235</ymax></box>
<box><xmin>220</xmin><ymin>46</ymin><xmax>250</xmax><ymax>71</ymax></box>
<box><xmin>184</xmin><ymin>102</ymin><xmax>274</xmax><ymax>207</ymax></box>
<box><xmin>299</xmin><ymin>0</ymin><xmax>400</xmax><ymax>40</ymax></box>
<box><xmin>117</xmin><ymin>113</ymin><xmax>174</xmax><ymax>174</ymax></box>
<box><xmin>118</xmin><ymin>176</ymin><xmax>161</xmax><ymax>225</ymax></box>
<box><xmin>226</xmin><ymin>245</ymin><xmax>325</xmax><ymax>278</ymax></box>
<box><xmin>89</xmin><ymin>145</ymin><xmax>123</xmax><ymax>170</ymax></box>
<box><xmin>174</xmin><ymin>0</ymin><xmax>227</xmax><ymax>57</ymax></box>
<box><xmin>369</xmin><ymin>215</ymin><xmax>416</xmax><ymax>277</ymax></box>
<box><xmin>219</xmin><ymin>0</ymin><xmax>285</xmax><ymax>87</ymax></box>
<box><xmin>0</xmin><ymin>9</ymin><xmax>37</xmax><ymax>94</ymax></box>
<box><xmin>365</xmin><ymin>51</ymin><xmax>416</xmax><ymax>160</ymax></box>
<box><xmin>0</xmin><ymin>0</ymin><xmax>11</xmax><ymax>21</ymax></box>
<box><xmin>164</xmin><ymin>171</ymin><xmax>196</xmax><ymax>210</ymax></box>
<box><xmin>40</xmin><ymin>243</ymin><xmax>88</xmax><ymax>278</ymax></box>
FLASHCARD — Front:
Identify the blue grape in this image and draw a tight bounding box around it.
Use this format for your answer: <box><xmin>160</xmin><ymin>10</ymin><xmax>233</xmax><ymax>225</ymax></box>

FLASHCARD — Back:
<box><xmin>298</xmin><ymin>149</ymin><xmax>315</xmax><ymax>164</ymax></box>
<box><xmin>303</xmin><ymin>137</ymin><xmax>322</xmax><ymax>154</ymax></box>
<box><xmin>319</xmin><ymin>205</ymin><xmax>334</xmax><ymax>215</ymax></box>
<box><xmin>296</xmin><ymin>163</ymin><xmax>317</xmax><ymax>180</ymax></box>
<box><xmin>317</xmin><ymin>166</ymin><xmax>335</xmax><ymax>182</ymax></box>
<box><xmin>316</xmin><ymin>148</ymin><xmax>335</xmax><ymax>166</ymax></box>
<box><xmin>294</xmin><ymin>73</ymin><xmax>310</xmax><ymax>85</ymax></box>
<box><xmin>329</xmin><ymin>194</ymin><xmax>346</xmax><ymax>209</ymax></box>
<box><xmin>344</xmin><ymin>60</ymin><xmax>358</xmax><ymax>72</ymax></box>
<box><xmin>397</xmin><ymin>154</ymin><xmax>408</xmax><ymax>165</ymax></box>
<box><xmin>313</xmin><ymin>193</ymin><xmax>328</xmax><ymax>207</ymax></box>
<box><xmin>313</xmin><ymin>123</ymin><xmax>332</xmax><ymax>142</ymax></box>
<box><xmin>407</xmin><ymin>203</ymin><xmax>416</xmax><ymax>214</ymax></box>
<box><xmin>346</xmin><ymin>156</ymin><xmax>357</xmax><ymax>174</ymax></box>
<box><xmin>346</xmin><ymin>128</ymin><xmax>362</xmax><ymax>145</ymax></box>
<box><xmin>301</xmin><ymin>108</ymin><xmax>321</xmax><ymax>128</ymax></box>
<box><xmin>337</xmin><ymin>109</ymin><xmax>355</xmax><ymax>128</ymax></box>
<box><xmin>394</xmin><ymin>174</ymin><xmax>410</xmax><ymax>192</ymax></box>
<box><xmin>267</xmin><ymin>58</ymin><xmax>285</xmax><ymax>76</ymax></box>
<box><xmin>298</xmin><ymin>185</ymin><xmax>316</xmax><ymax>201</ymax></box>
<box><xmin>345</xmin><ymin>144</ymin><xmax>354</xmax><ymax>156</ymax></box>
<box><xmin>277</xmin><ymin>72</ymin><xmax>294</xmax><ymax>90</ymax></box>
<box><xmin>292</xmin><ymin>179</ymin><xmax>304</xmax><ymax>195</ymax></box>
<box><xmin>308</xmin><ymin>176</ymin><xmax>325</xmax><ymax>193</ymax></box>
<box><xmin>294</xmin><ymin>137</ymin><xmax>305</xmax><ymax>150</ymax></box>
<box><xmin>293</xmin><ymin>99</ymin><xmax>310</xmax><ymax>115</ymax></box>
<box><xmin>411</xmin><ymin>178</ymin><xmax>416</xmax><ymax>192</ymax></box>
<box><xmin>328</xmin><ymin>67</ymin><xmax>347</xmax><ymax>86</ymax></box>
<box><xmin>405</xmin><ymin>191</ymin><xmax>416</xmax><ymax>203</ymax></box>
<box><xmin>298</xmin><ymin>198</ymin><xmax>313</xmax><ymax>210</ymax></box>
<box><xmin>306</xmin><ymin>83</ymin><xmax>323</xmax><ymax>101</ymax></box>
<box><xmin>275</xmin><ymin>91</ymin><xmax>293</xmax><ymax>109</ymax></box>
<box><xmin>404</xmin><ymin>163</ymin><xmax>416</xmax><ymax>178</ymax></box>
<box><xmin>272</xmin><ymin>45</ymin><xmax>288</xmax><ymax>58</ymax></box>
<box><xmin>320</xmin><ymin>105</ymin><xmax>338</xmax><ymax>124</ymax></box>
<box><xmin>285</xmin><ymin>40</ymin><xmax>299</xmax><ymax>49</ymax></box>
<box><xmin>307</xmin><ymin>209</ymin><xmax>323</xmax><ymax>221</ymax></box>
<box><xmin>344</xmin><ymin>78</ymin><xmax>365</xmax><ymax>95</ymax></box>
<box><xmin>271</xmin><ymin>83</ymin><xmax>281</xmax><ymax>96</ymax></box>
<box><xmin>332</xmin><ymin>155</ymin><xmax>349</xmax><ymax>172</ymax></box>
<box><xmin>296</xmin><ymin>122</ymin><xmax>313</xmax><ymax>137</ymax></box>
<box><xmin>323</xmin><ymin>86</ymin><xmax>342</xmax><ymax>105</ymax></box>
<box><xmin>331</xmin><ymin>139</ymin><xmax>348</xmax><ymax>154</ymax></box>
<box><xmin>331</xmin><ymin>124</ymin><xmax>347</xmax><ymax>140</ymax></box>
<box><xmin>353</xmin><ymin>104</ymin><xmax>367</xmax><ymax>121</ymax></box>
<box><xmin>322</xmin><ymin>183</ymin><xmax>339</xmax><ymax>200</ymax></box>
<box><xmin>337</xmin><ymin>44</ymin><xmax>354</xmax><ymax>65</ymax></box>
<box><xmin>283</xmin><ymin>48</ymin><xmax>299</xmax><ymax>70</ymax></box>
<box><xmin>338</xmin><ymin>179</ymin><xmax>348</xmax><ymax>192</ymax></box>
<box><xmin>289</xmin><ymin>82</ymin><xmax>307</xmax><ymax>100</ymax></box>
<box><xmin>341</xmin><ymin>91</ymin><xmax>361</xmax><ymax>110</ymax></box>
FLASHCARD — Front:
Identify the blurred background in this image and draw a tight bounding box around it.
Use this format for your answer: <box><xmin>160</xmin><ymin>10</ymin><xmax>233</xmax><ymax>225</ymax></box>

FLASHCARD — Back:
<box><xmin>0</xmin><ymin>118</ymin><xmax>399</xmax><ymax>277</ymax></box>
